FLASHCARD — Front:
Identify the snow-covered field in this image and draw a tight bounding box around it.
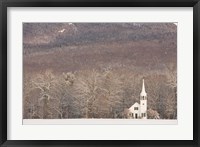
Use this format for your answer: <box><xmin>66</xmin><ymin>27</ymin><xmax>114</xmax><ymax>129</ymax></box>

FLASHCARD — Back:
<box><xmin>23</xmin><ymin>119</ymin><xmax>177</xmax><ymax>125</ymax></box>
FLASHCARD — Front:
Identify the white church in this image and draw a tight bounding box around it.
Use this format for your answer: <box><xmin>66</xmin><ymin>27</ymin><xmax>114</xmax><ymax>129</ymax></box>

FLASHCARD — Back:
<box><xmin>128</xmin><ymin>79</ymin><xmax>147</xmax><ymax>119</ymax></box>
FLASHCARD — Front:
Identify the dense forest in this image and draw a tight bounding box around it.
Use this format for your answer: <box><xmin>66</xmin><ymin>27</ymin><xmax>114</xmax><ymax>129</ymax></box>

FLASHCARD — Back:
<box><xmin>23</xmin><ymin>23</ymin><xmax>177</xmax><ymax>119</ymax></box>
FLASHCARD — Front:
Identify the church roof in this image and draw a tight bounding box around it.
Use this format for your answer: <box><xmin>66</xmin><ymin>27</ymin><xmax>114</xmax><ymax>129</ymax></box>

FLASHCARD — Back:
<box><xmin>140</xmin><ymin>79</ymin><xmax>147</xmax><ymax>97</ymax></box>
<box><xmin>129</xmin><ymin>102</ymin><xmax>140</xmax><ymax>109</ymax></box>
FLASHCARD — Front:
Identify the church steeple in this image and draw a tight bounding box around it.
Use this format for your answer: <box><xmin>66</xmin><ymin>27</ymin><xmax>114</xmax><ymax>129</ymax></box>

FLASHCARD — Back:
<box><xmin>140</xmin><ymin>79</ymin><xmax>147</xmax><ymax>97</ymax></box>
<box><xmin>140</xmin><ymin>79</ymin><xmax>147</xmax><ymax>119</ymax></box>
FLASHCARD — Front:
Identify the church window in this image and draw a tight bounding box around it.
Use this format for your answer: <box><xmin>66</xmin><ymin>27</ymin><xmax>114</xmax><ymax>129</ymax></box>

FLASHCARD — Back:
<box><xmin>141</xmin><ymin>113</ymin><xmax>146</xmax><ymax>117</ymax></box>
<box><xmin>134</xmin><ymin>107</ymin><xmax>138</xmax><ymax>110</ymax></box>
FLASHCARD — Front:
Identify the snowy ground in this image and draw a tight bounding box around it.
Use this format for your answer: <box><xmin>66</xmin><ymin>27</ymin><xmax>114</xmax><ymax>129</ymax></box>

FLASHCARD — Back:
<box><xmin>23</xmin><ymin>119</ymin><xmax>177</xmax><ymax>125</ymax></box>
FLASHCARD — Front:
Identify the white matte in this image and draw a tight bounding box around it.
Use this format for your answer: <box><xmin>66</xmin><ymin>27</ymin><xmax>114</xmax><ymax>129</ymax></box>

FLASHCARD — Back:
<box><xmin>7</xmin><ymin>7</ymin><xmax>193</xmax><ymax>140</ymax></box>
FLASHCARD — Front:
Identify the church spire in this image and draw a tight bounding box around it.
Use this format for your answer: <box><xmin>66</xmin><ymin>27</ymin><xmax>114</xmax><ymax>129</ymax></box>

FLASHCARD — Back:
<box><xmin>140</xmin><ymin>79</ymin><xmax>147</xmax><ymax>97</ymax></box>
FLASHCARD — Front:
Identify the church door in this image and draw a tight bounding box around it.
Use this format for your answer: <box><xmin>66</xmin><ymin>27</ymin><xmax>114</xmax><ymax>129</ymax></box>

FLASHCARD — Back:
<box><xmin>135</xmin><ymin>114</ymin><xmax>138</xmax><ymax>119</ymax></box>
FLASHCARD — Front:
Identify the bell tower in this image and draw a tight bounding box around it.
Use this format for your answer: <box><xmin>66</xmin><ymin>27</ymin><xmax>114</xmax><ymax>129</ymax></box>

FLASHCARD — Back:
<box><xmin>140</xmin><ymin>79</ymin><xmax>147</xmax><ymax>119</ymax></box>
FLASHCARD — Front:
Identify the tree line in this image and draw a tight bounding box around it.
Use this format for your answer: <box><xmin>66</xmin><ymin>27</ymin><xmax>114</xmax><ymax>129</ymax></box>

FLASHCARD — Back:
<box><xmin>23</xmin><ymin>67</ymin><xmax>177</xmax><ymax>119</ymax></box>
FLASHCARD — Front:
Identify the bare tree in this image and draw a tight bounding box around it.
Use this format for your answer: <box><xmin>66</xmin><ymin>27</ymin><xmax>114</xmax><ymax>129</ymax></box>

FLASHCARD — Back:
<box><xmin>73</xmin><ymin>70</ymin><xmax>101</xmax><ymax>118</ymax></box>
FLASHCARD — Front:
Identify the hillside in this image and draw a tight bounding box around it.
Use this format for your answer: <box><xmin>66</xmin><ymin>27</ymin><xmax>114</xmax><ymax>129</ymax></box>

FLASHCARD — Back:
<box><xmin>23</xmin><ymin>23</ymin><xmax>177</xmax><ymax>73</ymax></box>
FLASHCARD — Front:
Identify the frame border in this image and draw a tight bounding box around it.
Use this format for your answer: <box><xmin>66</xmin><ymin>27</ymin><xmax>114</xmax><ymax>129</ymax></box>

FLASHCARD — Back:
<box><xmin>0</xmin><ymin>0</ymin><xmax>199</xmax><ymax>146</ymax></box>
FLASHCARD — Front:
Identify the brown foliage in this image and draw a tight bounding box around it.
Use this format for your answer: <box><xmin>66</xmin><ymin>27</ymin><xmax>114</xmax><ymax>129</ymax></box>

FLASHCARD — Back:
<box><xmin>23</xmin><ymin>67</ymin><xmax>177</xmax><ymax>119</ymax></box>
